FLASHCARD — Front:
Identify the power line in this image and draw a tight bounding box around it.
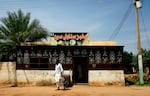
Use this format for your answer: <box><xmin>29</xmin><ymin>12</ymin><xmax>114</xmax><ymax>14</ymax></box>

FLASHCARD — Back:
<box><xmin>139</xmin><ymin>9</ymin><xmax>150</xmax><ymax>48</ymax></box>
<box><xmin>108</xmin><ymin>2</ymin><xmax>133</xmax><ymax>40</ymax></box>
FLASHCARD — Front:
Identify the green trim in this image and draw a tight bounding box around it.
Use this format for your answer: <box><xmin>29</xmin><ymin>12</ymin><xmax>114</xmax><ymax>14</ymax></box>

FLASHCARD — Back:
<box><xmin>139</xmin><ymin>68</ymin><xmax>144</xmax><ymax>84</ymax></box>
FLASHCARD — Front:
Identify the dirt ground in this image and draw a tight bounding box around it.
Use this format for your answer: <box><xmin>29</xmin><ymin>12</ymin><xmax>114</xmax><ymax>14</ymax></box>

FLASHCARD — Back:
<box><xmin>0</xmin><ymin>84</ymin><xmax>150</xmax><ymax>96</ymax></box>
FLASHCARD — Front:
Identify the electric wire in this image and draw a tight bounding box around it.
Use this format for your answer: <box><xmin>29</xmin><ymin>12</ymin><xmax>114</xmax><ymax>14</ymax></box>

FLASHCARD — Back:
<box><xmin>139</xmin><ymin>9</ymin><xmax>150</xmax><ymax>48</ymax></box>
<box><xmin>108</xmin><ymin>2</ymin><xmax>133</xmax><ymax>40</ymax></box>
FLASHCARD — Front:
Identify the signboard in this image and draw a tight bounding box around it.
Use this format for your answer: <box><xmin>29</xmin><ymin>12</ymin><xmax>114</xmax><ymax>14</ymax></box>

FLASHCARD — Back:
<box><xmin>50</xmin><ymin>33</ymin><xmax>89</xmax><ymax>46</ymax></box>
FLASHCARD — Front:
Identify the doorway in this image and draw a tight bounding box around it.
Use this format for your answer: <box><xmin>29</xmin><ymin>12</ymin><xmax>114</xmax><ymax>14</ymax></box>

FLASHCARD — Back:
<box><xmin>73</xmin><ymin>57</ymin><xmax>88</xmax><ymax>83</ymax></box>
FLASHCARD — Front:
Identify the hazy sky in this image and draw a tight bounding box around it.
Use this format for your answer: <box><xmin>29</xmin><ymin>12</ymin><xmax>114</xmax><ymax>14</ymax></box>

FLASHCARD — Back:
<box><xmin>0</xmin><ymin>0</ymin><xmax>150</xmax><ymax>54</ymax></box>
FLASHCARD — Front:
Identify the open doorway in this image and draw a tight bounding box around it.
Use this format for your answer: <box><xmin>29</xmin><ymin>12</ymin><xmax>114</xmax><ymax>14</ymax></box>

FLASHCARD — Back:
<box><xmin>73</xmin><ymin>57</ymin><xmax>88</xmax><ymax>83</ymax></box>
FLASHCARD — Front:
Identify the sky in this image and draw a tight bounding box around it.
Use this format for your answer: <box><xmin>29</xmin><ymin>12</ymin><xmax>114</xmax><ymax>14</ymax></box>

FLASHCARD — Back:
<box><xmin>0</xmin><ymin>0</ymin><xmax>150</xmax><ymax>54</ymax></box>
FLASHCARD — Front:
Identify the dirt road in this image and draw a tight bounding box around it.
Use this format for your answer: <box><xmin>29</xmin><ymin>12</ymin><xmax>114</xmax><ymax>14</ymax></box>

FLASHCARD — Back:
<box><xmin>0</xmin><ymin>85</ymin><xmax>150</xmax><ymax>96</ymax></box>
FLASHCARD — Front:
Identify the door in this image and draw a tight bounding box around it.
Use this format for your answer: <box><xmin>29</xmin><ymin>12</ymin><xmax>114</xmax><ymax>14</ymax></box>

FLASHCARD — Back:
<box><xmin>73</xmin><ymin>57</ymin><xmax>88</xmax><ymax>83</ymax></box>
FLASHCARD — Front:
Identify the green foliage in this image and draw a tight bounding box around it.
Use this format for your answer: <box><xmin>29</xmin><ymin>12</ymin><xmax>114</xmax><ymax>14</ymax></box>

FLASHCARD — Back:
<box><xmin>142</xmin><ymin>49</ymin><xmax>150</xmax><ymax>66</ymax></box>
<box><xmin>124</xmin><ymin>48</ymin><xmax>150</xmax><ymax>74</ymax></box>
<box><xmin>0</xmin><ymin>9</ymin><xmax>49</xmax><ymax>61</ymax></box>
<box><xmin>123</xmin><ymin>51</ymin><xmax>133</xmax><ymax>73</ymax></box>
<box><xmin>125</xmin><ymin>78</ymin><xmax>135</xmax><ymax>85</ymax></box>
<box><xmin>131</xmin><ymin>55</ymin><xmax>138</xmax><ymax>66</ymax></box>
<box><xmin>125</xmin><ymin>76</ymin><xmax>150</xmax><ymax>86</ymax></box>
<box><xmin>126</xmin><ymin>80</ymin><xmax>150</xmax><ymax>86</ymax></box>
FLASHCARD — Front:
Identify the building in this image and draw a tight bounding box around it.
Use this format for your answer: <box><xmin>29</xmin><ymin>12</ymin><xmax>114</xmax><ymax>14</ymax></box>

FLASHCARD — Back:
<box><xmin>0</xmin><ymin>32</ymin><xmax>125</xmax><ymax>86</ymax></box>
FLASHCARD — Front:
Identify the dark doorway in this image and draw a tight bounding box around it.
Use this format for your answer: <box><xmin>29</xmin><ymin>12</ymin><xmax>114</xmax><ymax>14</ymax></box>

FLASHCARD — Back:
<box><xmin>73</xmin><ymin>57</ymin><xmax>88</xmax><ymax>83</ymax></box>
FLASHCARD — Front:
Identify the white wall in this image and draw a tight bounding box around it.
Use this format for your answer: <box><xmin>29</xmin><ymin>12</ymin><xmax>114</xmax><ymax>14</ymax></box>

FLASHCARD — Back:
<box><xmin>17</xmin><ymin>70</ymin><xmax>55</xmax><ymax>85</ymax></box>
<box><xmin>89</xmin><ymin>70</ymin><xmax>125</xmax><ymax>86</ymax></box>
<box><xmin>0</xmin><ymin>62</ymin><xmax>14</xmax><ymax>84</ymax></box>
<box><xmin>16</xmin><ymin>70</ymin><xmax>72</xmax><ymax>85</ymax></box>
<box><xmin>0</xmin><ymin>62</ymin><xmax>125</xmax><ymax>86</ymax></box>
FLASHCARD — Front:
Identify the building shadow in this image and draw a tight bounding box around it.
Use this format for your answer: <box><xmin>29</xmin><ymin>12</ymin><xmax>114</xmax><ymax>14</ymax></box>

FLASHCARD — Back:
<box><xmin>62</xmin><ymin>88</ymin><xmax>71</xmax><ymax>91</ymax></box>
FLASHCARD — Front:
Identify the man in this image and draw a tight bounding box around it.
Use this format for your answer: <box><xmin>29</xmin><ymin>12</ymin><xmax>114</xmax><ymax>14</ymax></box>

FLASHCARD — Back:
<box><xmin>54</xmin><ymin>60</ymin><xmax>64</xmax><ymax>90</ymax></box>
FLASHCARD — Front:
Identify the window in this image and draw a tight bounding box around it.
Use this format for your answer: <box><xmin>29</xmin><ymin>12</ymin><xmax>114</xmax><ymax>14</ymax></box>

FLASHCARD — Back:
<box><xmin>16</xmin><ymin>46</ymin><xmax>123</xmax><ymax>70</ymax></box>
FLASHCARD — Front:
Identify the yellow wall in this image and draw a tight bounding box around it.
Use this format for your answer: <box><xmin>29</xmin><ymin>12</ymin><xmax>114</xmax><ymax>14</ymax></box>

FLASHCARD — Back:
<box><xmin>21</xmin><ymin>41</ymin><xmax>50</xmax><ymax>46</ymax></box>
<box><xmin>89</xmin><ymin>41</ymin><xmax>117</xmax><ymax>46</ymax></box>
<box><xmin>21</xmin><ymin>41</ymin><xmax>117</xmax><ymax>46</ymax></box>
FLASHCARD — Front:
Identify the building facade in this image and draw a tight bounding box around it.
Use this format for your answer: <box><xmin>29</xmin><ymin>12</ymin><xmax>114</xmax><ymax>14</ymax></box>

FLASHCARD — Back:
<box><xmin>0</xmin><ymin>33</ymin><xmax>124</xmax><ymax>86</ymax></box>
<box><xmin>14</xmin><ymin>33</ymin><xmax>125</xmax><ymax>86</ymax></box>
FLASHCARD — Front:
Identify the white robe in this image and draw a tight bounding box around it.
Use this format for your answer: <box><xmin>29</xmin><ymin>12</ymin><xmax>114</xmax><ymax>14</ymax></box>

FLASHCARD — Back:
<box><xmin>55</xmin><ymin>63</ymin><xmax>64</xmax><ymax>82</ymax></box>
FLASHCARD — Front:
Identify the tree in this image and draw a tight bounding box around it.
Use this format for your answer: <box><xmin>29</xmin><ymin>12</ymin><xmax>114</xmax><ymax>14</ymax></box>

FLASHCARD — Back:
<box><xmin>0</xmin><ymin>9</ymin><xmax>49</xmax><ymax>86</ymax></box>
<box><xmin>142</xmin><ymin>49</ymin><xmax>150</xmax><ymax>66</ymax></box>
<box><xmin>142</xmin><ymin>49</ymin><xmax>150</xmax><ymax>78</ymax></box>
<box><xmin>123</xmin><ymin>51</ymin><xmax>133</xmax><ymax>73</ymax></box>
<box><xmin>0</xmin><ymin>9</ymin><xmax>49</xmax><ymax>61</ymax></box>
<box><xmin>131</xmin><ymin>54</ymin><xmax>138</xmax><ymax>73</ymax></box>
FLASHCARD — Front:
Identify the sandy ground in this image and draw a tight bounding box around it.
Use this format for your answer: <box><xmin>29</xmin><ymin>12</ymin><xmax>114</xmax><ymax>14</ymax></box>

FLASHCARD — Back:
<box><xmin>0</xmin><ymin>84</ymin><xmax>150</xmax><ymax>96</ymax></box>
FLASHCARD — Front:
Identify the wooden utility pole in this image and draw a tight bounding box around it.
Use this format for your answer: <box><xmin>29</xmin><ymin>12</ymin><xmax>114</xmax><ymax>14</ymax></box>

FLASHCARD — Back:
<box><xmin>133</xmin><ymin>0</ymin><xmax>144</xmax><ymax>84</ymax></box>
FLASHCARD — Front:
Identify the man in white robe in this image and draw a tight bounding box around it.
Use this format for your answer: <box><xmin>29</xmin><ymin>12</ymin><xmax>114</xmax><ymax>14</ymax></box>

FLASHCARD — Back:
<box><xmin>55</xmin><ymin>62</ymin><xmax>64</xmax><ymax>90</ymax></box>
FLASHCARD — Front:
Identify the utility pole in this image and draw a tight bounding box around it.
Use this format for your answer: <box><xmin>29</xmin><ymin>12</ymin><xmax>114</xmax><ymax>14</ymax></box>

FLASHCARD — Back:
<box><xmin>133</xmin><ymin>0</ymin><xmax>144</xmax><ymax>84</ymax></box>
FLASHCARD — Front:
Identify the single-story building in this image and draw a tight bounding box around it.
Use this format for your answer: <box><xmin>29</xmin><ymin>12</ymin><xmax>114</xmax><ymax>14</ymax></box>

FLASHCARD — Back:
<box><xmin>0</xmin><ymin>32</ymin><xmax>125</xmax><ymax>86</ymax></box>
